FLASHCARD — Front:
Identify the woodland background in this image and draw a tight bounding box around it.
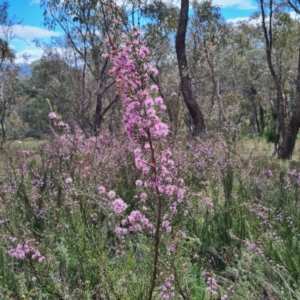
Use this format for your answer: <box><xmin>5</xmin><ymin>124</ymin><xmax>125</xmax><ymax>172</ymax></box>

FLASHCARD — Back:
<box><xmin>1</xmin><ymin>0</ymin><xmax>300</xmax><ymax>299</ymax></box>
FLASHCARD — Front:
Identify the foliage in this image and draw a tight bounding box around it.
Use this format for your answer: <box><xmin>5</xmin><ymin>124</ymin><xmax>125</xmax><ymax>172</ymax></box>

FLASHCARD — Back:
<box><xmin>2</xmin><ymin>0</ymin><xmax>300</xmax><ymax>299</ymax></box>
<box><xmin>2</xmin><ymin>109</ymin><xmax>300</xmax><ymax>299</ymax></box>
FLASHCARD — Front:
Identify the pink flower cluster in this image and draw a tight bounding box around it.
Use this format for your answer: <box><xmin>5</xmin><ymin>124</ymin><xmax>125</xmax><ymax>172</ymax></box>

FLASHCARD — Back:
<box><xmin>108</xmin><ymin>28</ymin><xmax>189</xmax><ymax>296</ymax></box>
<box><xmin>206</xmin><ymin>276</ymin><xmax>218</xmax><ymax>295</ymax></box>
<box><xmin>244</xmin><ymin>240</ymin><xmax>263</xmax><ymax>255</ymax></box>
<box><xmin>115</xmin><ymin>210</ymin><xmax>152</xmax><ymax>235</ymax></box>
<box><xmin>127</xmin><ymin>210</ymin><xmax>152</xmax><ymax>232</ymax></box>
<box><xmin>65</xmin><ymin>177</ymin><xmax>73</xmax><ymax>184</ymax></box>
<box><xmin>108</xmin><ymin>29</ymin><xmax>181</xmax><ymax>219</ymax></box>
<box><xmin>158</xmin><ymin>274</ymin><xmax>175</xmax><ymax>299</ymax></box>
<box><xmin>7</xmin><ymin>239</ymin><xmax>45</xmax><ymax>262</ymax></box>
<box><xmin>48</xmin><ymin>112</ymin><xmax>57</xmax><ymax>119</ymax></box>
<box><xmin>109</xmin><ymin>29</ymin><xmax>168</xmax><ymax>143</ymax></box>
<box><xmin>48</xmin><ymin>112</ymin><xmax>70</xmax><ymax>131</ymax></box>
<box><xmin>112</xmin><ymin>198</ymin><xmax>128</xmax><ymax>215</ymax></box>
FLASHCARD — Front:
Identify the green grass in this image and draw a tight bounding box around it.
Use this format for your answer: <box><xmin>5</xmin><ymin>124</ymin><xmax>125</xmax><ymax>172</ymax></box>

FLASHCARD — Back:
<box><xmin>0</xmin><ymin>138</ymin><xmax>46</xmax><ymax>180</ymax></box>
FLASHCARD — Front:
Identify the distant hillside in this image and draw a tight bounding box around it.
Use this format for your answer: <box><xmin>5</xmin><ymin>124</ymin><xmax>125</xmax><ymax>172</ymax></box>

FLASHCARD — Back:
<box><xmin>18</xmin><ymin>64</ymin><xmax>31</xmax><ymax>77</ymax></box>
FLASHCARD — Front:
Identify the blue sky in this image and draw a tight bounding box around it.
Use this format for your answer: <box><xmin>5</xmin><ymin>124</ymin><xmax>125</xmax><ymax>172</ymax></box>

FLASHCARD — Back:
<box><xmin>6</xmin><ymin>0</ymin><xmax>257</xmax><ymax>63</ymax></box>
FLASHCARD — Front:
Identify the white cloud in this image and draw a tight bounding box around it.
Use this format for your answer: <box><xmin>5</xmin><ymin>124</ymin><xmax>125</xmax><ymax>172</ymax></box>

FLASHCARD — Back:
<box><xmin>12</xmin><ymin>25</ymin><xmax>60</xmax><ymax>41</ymax></box>
<box><xmin>3</xmin><ymin>25</ymin><xmax>61</xmax><ymax>63</ymax></box>
<box><xmin>14</xmin><ymin>42</ymin><xmax>72</xmax><ymax>64</ymax></box>
<box><xmin>289</xmin><ymin>11</ymin><xmax>300</xmax><ymax>20</ymax></box>
<box><xmin>226</xmin><ymin>16</ymin><xmax>251</xmax><ymax>24</ymax></box>
<box><xmin>227</xmin><ymin>10</ymin><xmax>300</xmax><ymax>25</ymax></box>
<box><xmin>0</xmin><ymin>25</ymin><xmax>60</xmax><ymax>42</ymax></box>
<box><xmin>30</xmin><ymin>0</ymin><xmax>40</xmax><ymax>5</ymax></box>
<box><xmin>12</xmin><ymin>40</ymin><xmax>44</xmax><ymax>64</ymax></box>
<box><xmin>15</xmin><ymin>47</ymin><xmax>44</xmax><ymax>64</ymax></box>
<box><xmin>117</xmin><ymin>0</ymin><xmax>255</xmax><ymax>10</ymax></box>
<box><xmin>213</xmin><ymin>0</ymin><xmax>256</xmax><ymax>10</ymax></box>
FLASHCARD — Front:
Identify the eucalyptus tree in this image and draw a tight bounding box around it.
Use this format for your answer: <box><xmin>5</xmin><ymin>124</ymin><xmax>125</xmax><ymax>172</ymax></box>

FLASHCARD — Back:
<box><xmin>278</xmin><ymin>0</ymin><xmax>300</xmax><ymax>158</ymax></box>
<box><xmin>40</xmin><ymin>0</ymin><xmax>123</xmax><ymax>134</ymax></box>
<box><xmin>253</xmin><ymin>0</ymin><xmax>300</xmax><ymax>155</ymax></box>
<box><xmin>189</xmin><ymin>0</ymin><xmax>228</xmax><ymax>123</ymax></box>
<box><xmin>0</xmin><ymin>1</ymin><xmax>20</xmax><ymax>149</ymax></box>
<box><xmin>230</xmin><ymin>20</ymin><xmax>267</xmax><ymax>135</ymax></box>
<box><xmin>188</xmin><ymin>0</ymin><xmax>262</xmax><ymax>133</ymax></box>
<box><xmin>176</xmin><ymin>0</ymin><xmax>206</xmax><ymax>139</ymax></box>
<box><xmin>19</xmin><ymin>42</ymin><xmax>81</xmax><ymax>137</ymax></box>
<box><xmin>258</xmin><ymin>0</ymin><xmax>298</xmax><ymax>150</ymax></box>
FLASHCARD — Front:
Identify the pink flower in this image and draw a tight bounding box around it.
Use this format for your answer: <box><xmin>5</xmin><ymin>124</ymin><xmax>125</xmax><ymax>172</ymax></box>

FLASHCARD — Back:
<box><xmin>108</xmin><ymin>190</ymin><xmax>116</xmax><ymax>199</ymax></box>
<box><xmin>155</xmin><ymin>97</ymin><xmax>163</xmax><ymax>105</ymax></box>
<box><xmin>135</xmin><ymin>224</ymin><xmax>142</xmax><ymax>231</ymax></box>
<box><xmin>147</xmin><ymin>108</ymin><xmax>156</xmax><ymax>118</ymax></box>
<box><xmin>142</xmin><ymin>166</ymin><xmax>149</xmax><ymax>174</ymax></box>
<box><xmin>112</xmin><ymin>198</ymin><xmax>128</xmax><ymax>215</ymax></box>
<box><xmin>145</xmin><ymin>97</ymin><xmax>154</xmax><ymax>107</ymax></box>
<box><xmin>151</xmin><ymin>85</ymin><xmax>159</xmax><ymax>91</ymax></box>
<box><xmin>162</xmin><ymin>221</ymin><xmax>169</xmax><ymax>228</ymax></box>
<box><xmin>139</xmin><ymin>46</ymin><xmax>150</xmax><ymax>58</ymax></box>
<box><xmin>160</xmin><ymin>104</ymin><xmax>167</xmax><ymax>111</ymax></box>
<box><xmin>98</xmin><ymin>186</ymin><xmax>106</xmax><ymax>194</ymax></box>
<box><xmin>48</xmin><ymin>112</ymin><xmax>57</xmax><ymax>119</ymax></box>
<box><xmin>65</xmin><ymin>177</ymin><xmax>72</xmax><ymax>184</ymax></box>
<box><xmin>178</xmin><ymin>178</ymin><xmax>184</xmax><ymax>185</ymax></box>
<box><xmin>140</xmin><ymin>192</ymin><xmax>147</xmax><ymax>199</ymax></box>
<box><xmin>115</xmin><ymin>227</ymin><xmax>128</xmax><ymax>235</ymax></box>
<box><xmin>158</xmin><ymin>185</ymin><xmax>165</xmax><ymax>193</ymax></box>
<box><xmin>135</xmin><ymin>180</ymin><xmax>143</xmax><ymax>187</ymax></box>
<box><xmin>177</xmin><ymin>188</ymin><xmax>185</xmax><ymax>200</ymax></box>
<box><xmin>32</xmin><ymin>277</ymin><xmax>37</xmax><ymax>281</ymax></box>
<box><xmin>169</xmin><ymin>243</ymin><xmax>175</xmax><ymax>252</ymax></box>
<box><xmin>128</xmin><ymin>210</ymin><xmax>142</xmax><ymax>223</ymax></box>
<box><xmin>38</xmin><ymin>256</ymin><xmax>45</xmax><ymax>263</ymax></box>
<box><xmin>149</xmin><ymin>66</ymin><xmax>158</xmax><ymax>75</ymax></box>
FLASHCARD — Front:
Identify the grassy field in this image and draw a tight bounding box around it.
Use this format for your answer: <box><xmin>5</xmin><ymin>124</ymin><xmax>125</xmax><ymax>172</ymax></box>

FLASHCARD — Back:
<box><xmin>0</xmin><ymin>139</ymin><xmax>46</xmax><ymax>181</ymax></box>
<box><xmin>1</xmin><ymin>134</ymin><xmax>300</xmax><ymax>299</ymax></box>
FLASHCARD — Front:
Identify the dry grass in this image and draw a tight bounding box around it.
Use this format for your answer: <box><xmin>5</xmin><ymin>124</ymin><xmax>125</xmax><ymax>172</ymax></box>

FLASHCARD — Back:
<box><xmin>236</xmin><ymin>137</ymin><xmax>300</xmax><ymax>161</ymax></box>
<box><xmin>0</xmin><ymin>139</ymin><xmax>46</xmax><ymax>180</ymax></box>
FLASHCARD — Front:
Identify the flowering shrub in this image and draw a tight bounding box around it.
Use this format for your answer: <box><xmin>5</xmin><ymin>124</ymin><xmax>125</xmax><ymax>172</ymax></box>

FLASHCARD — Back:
<box><xmin>1</xmin><ymin>6</ymin><xmax>300</xmax><ymax>299</ymax></box>
<box><xmin>106</xmin><ymin>27</ymin><xmax>191</xmax><ymax>298</ymax></box>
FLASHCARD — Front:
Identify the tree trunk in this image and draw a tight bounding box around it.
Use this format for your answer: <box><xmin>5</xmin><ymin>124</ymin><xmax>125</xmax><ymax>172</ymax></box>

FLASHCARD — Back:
<box><xmin>176</xmin><ymin>0</ymin><xmax>205</xmax><ymax>140</ymax></box>
<box><xmin>259</xmin><ymin>104</ymin><xmax>265</xmax><ymax>133</ymax></box>
<box><xmin>93</xmin><ymin>60</ymin><xmax>109</xmax><ymax>135</ymax></box>
<box><xmin>279</xmin><ymin>46</ymin><xmax>300</xmax><ymax>159</ymax></box>
<box><xmin>0</xmin><ymin>111</ymin><xmax>6</xmax><ymax>151</ymax></box>
<box><xmin>246</xmin><ymin>85</ymin><xmax>260</xmax><ymax>134</ymax></box>
<box><xmin>266</xmin><ymin>51</ymin><xmax>285</xmax><ymax>140</ymax></box>
<box><xmin>260</xmin><ymin>0</ymin><xmax>285</xmax><ymax>144</ymax></box>
<box><xmin>204</xmin><ymin>38</ymin><xmax>226</xmax><ymax>122</ymax></box>
<box><xmin>93</xmin><ymin>90</ymin><xmax>103</xmax><ymax>134</ymax></box>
